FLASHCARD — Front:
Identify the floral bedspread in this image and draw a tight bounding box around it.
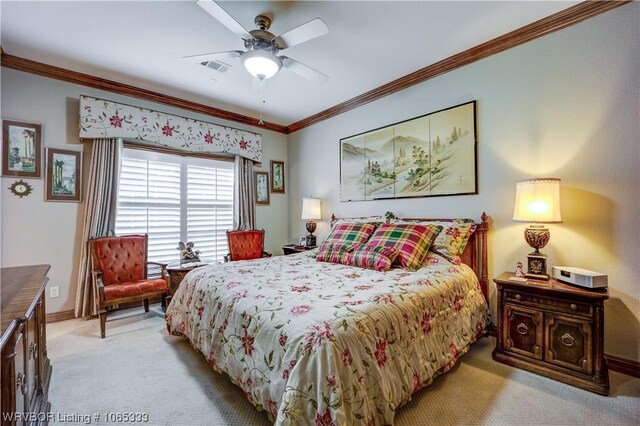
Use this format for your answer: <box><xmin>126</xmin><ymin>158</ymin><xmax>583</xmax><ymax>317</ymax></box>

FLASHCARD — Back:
<box><xmin>166</xmin><ymin>251</ymin><xmax>489</xmax><ymax>425</ymax></box>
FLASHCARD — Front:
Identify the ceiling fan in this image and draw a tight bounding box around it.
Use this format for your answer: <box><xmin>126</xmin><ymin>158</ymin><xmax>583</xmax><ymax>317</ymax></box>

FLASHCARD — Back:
<box><xmin>185</xmin><ymin>0</ymin><xmax>329</xmax><ymax>83</ymax></box>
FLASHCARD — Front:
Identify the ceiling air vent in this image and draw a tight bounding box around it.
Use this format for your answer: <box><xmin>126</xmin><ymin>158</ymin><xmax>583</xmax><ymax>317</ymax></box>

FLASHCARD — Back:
<box><xmin>201</xmin><ymin>60</ymin><xmax>231</xmax><ymax>73</ymax></box>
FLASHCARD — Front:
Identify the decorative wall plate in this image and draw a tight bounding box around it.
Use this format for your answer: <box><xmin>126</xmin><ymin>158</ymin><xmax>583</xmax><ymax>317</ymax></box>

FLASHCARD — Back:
<box><xmin>9</xmin><ymin>179</ymin><xmax>33</xmax><ymax>198</ymax></box>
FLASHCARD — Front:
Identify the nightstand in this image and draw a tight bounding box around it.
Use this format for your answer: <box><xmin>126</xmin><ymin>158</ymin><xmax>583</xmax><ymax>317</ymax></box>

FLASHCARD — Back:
<box><xmin>492</xmin><ymin>272</ymin><xmax>609</xmax><ymax>395</ymax></box>
<box><xmin>166</xmin><ymin>261</ymin><xmax>208</xmax><ymax>295</ymax></box>
<box><xmin>282</xmin><ymin>244</ymin><xmax>317</xmax><ymax>255</ymax></box>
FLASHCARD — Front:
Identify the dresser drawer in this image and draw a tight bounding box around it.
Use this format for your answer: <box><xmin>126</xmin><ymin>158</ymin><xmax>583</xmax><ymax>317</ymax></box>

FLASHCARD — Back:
<box><xmin>504</xmin><ymin>289</ymin><xmax>592</xmax><ymax>317</ymax></box>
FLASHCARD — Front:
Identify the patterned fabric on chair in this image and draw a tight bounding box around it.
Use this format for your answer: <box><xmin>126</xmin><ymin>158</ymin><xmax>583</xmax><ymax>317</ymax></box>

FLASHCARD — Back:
<box><xmin>225</xmin><ymin>229</ymin><xmax>272</xmax><ymax>262</ymax></box>
<box><xmin>89</xmin><ymin>234</ymin><xmax>168</xmax><ymax>338</ymax></box>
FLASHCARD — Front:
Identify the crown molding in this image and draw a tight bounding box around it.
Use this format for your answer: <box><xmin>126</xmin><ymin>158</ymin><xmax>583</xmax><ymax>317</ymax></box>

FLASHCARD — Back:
<box><xmin>1</xmin><ymin>1</ymin><xmax>629</xmax><ymax>135</ymax></box>
<box><xmin>284</xmin><ymin>0</ymin><xmax>630</xmax><ymax>133</ymax></box>
<box><xmin>0</xmin><ymin>51</ymin><xmax>288</xmax><ymax>134</ymax></box>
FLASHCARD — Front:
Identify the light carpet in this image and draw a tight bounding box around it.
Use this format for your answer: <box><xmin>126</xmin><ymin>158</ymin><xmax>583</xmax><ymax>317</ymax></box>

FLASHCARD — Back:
<box><xmin>46</xmin><ymin>306</ymin><xmax>640</xmax><ymax>425</ymax></box>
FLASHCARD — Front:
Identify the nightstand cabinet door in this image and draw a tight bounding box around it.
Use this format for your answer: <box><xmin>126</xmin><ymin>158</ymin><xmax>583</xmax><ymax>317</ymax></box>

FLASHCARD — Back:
<box><xmin>545</xmin><ymin>314</ymin><xmax>592</xmax><ymax>374</ymax></box>
<box><xmin>504</xmin><ymin>304</ymin><xmax>543</xmax><ymax>360</ymax></box>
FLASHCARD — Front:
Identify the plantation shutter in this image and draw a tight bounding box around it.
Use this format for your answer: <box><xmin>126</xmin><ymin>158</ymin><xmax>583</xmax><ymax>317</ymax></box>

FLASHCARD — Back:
<box><xmin>115</xmin><ymin>148</ymin><xmax>234</xmax><ymax>263</ymax></box>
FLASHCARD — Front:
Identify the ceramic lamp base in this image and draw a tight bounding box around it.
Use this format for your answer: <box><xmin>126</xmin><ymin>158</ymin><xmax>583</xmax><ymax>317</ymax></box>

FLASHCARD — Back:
<box><xmin>305</xmin><ymin>220</ymin><xmax>317</xmax><ymax>235</ymax></box>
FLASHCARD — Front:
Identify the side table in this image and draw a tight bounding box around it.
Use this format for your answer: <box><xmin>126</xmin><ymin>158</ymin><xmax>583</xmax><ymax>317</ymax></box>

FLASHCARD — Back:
<box><xmin>282</xmin><ymin>244</ymin><xmax>317</xmax><ymax>255</ymax></box>
<box><xmin>166</xmin><ymin>261</ymin><xmax>208</xmax><ymax>296</ymax></box>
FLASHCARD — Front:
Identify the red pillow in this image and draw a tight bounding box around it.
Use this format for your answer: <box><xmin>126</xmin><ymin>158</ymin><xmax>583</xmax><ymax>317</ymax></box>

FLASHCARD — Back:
<box><xmin>364</xmin><ymin>223</ymin><xmax>442</xmax><ymax>271</ymax></box>
<box><xmin>323</xmin><ymin>222</ymin><xmax>378</xmax><ymax>244</ymax></box>
<box><xmin>345</xmin><ymin>245</ymin><xmax>399</xmax><ymax>271</ymax></box>
<box><xmin>316</xmin><ymin>242</ymin><xmax>356</xmax><ymax>263</ymax></box>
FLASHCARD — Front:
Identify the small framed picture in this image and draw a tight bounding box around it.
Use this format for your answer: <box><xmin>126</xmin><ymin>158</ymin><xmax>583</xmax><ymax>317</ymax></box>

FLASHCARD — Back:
<box><xmin>270</xmin><ymin>160</ymin><xmax>285</xmax><ymax>194</ymax></box>
<box><xmin>299</xmin><ymin>236</ymin><xmax>307</xmax><ymax>247</ymax></box>
<box><xmin>255</xmin><ymin>171</ymin><xmax>270</xmax><ymax>205</ymax></box>
<box><xmin>45</xmin><ymin>148</ymin><xmax>82</xmax><ymax>202</ymax></box>
<box><xmin>2</xmin><ymin>120</ymin><xmax>42</xmax><ymax>178</ymax></box>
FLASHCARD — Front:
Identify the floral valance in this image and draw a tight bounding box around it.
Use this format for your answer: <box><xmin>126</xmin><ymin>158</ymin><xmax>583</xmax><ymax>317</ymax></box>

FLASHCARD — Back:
<box><xmin>79</xmin><ymin>95</ymin><xmax>262</xmax><ymax>161</ymax></box>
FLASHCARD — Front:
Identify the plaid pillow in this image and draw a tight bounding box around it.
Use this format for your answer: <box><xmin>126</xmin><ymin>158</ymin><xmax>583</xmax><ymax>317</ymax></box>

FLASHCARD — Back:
<box><xmin>394</xmin><ymin>219</ymin><xmax>477</xmax><ymax>264</ymax></box>
<box><xmin>324</xmin><ymin>222</ymin><xmax>378</xmax><ymax>244</ymax></box>
<box><xmin>345</xmin><ymin>245</ymin><xmax>399</xmax><ymax>271</ymax></box>
<box><xmin>316</xmin><ymin>241</ymin><xmax>356</xmax><ymax>263</ymax></box>
<box><xmin>364</xmin><ymin>223</ymin><xmax>442</xmax><ymax>271</ymax></box>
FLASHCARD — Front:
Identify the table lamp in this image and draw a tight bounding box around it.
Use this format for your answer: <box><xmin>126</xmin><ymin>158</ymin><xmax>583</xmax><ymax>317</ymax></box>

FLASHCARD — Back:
<box><xmin>513</xmin><ymin>178</ymin><xmax>562</xmax><ymax>279</ymax></box>
<box><xmin>301</xmin><ymin>197</ymin><xmax>321</xmax><ymax>247</ymax></box>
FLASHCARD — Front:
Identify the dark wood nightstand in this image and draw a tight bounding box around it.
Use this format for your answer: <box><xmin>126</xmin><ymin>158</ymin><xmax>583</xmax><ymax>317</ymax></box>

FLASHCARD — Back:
<box><xmin>493</xmin><ymin>271</ymin><xmax>609</xmax><ymax>395</ymax></box>
<box><xmin>282</xmin><ymin>244</ymin><xmax>317</xmax><ymax>255</ymax></box>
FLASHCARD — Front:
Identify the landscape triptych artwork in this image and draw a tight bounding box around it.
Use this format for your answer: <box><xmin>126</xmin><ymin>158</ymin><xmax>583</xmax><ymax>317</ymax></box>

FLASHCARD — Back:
<box><xmin>340</xmin><ymin>101</ymin><xmax>477</xmax><ymax>201</ymax></box>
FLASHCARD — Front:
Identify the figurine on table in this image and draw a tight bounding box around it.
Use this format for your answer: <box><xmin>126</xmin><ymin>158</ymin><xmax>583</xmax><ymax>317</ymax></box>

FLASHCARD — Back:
<box><xmin>178</xmin><ymin>241</ymin><xmax>201</xmax><ymax>264</ymax></box>
<box><xmin>515</xmin><ymin>261</ymin><xmax>525</xmax><ymax>277</ymax></box>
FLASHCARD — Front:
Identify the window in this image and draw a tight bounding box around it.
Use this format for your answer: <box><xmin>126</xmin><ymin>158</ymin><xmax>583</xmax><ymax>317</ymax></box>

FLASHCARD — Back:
<box><xmin>115</xmin><ymin>148</ymin><xmax>234</xmax><ymax>263</ymax></box>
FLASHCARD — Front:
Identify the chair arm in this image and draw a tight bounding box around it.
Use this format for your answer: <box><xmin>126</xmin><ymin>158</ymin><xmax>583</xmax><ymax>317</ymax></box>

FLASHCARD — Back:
<box><xmin>91</xmin><ymin>269</ymin><xmax>105</xmax><ymax>302</ymax></box>
<box><xmin>262</xmin><ymin>251</ymin><xmax>272</xmax><ymax>258</ymax></box>
<box><xmin>147</xmin><ymin>261</ymin><xmax>168</xmax><ymax>281</ymax></box>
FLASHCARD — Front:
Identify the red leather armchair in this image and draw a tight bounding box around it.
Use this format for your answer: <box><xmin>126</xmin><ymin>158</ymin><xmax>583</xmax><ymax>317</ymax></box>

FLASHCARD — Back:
<box><xmin>89</xmin><ymin>234</ymin><xmax>169</xmax><ymax>338</ymax></box>
<box><xmin>225</xmin><ymin>229</ymin><xmax>272</xmax><ymax>262</ymax></box>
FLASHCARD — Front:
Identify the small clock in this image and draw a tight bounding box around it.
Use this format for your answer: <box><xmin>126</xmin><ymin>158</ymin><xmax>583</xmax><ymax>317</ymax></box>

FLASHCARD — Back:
<box><xmin>9</xmin><ymin>180</ymin><xmax>33</xmax><ymax>198</ymax></box>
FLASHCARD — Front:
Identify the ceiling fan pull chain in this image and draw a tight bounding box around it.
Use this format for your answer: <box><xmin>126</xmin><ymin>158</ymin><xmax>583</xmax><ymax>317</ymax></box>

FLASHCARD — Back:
<box><xmin>258</xmin><ymin>77</ymin><xmax>266</xmax><ymax>125</ymax></box>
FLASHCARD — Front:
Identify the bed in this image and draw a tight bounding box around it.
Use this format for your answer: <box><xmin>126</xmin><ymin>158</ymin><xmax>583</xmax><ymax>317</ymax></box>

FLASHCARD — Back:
<box><xmin>166</xmin><ymin>213</ymin><xmax>489</xmax><ymax>425</ymax></box>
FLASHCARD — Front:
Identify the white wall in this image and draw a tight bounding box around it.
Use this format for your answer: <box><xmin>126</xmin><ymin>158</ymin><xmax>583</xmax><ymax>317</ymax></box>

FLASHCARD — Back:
<box><xmin>0</xmin><ymin>68</ymin><xmax>288</xmax><ymax>314</ymax></box>
<box><xmin>287</xmin><ymin>5</ymin><xmax>640</xmax><ymax>360</ymax></box>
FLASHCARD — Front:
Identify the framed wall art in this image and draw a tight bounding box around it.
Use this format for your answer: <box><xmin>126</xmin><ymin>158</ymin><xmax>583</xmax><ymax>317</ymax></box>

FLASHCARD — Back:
<box><xmin>270</xmin><ymin>160</ymin><xmax>285</xmax><ymax>194</ymax></box>
<box><xmin>340</xmin><ymin>101</ymin><xmax>477</xmax><ymax>201</ymax></box>
<box><xmin>2</xmin><ymin>120</ymin><xmax>42</xmax><ymax>178</ymax></box>
<box><xmin>45</xmin><ymin>148</ymin><xmax>82</xmax><ymax>202</ymax></box>
<box><xmin>255</xmin><ymin>171</ymin><xmax>270</xmax><ymax>206</ymax></box>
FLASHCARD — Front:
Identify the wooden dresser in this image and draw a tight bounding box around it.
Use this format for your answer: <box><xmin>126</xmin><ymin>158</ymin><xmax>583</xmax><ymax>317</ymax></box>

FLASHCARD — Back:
<box><xmin>493</xmin><ymin>271</ymin><xmax>609</xmax><ymax>395</ymax></box>
<box><xmin>1</xmin><ymin>265</ymin><xmax>52</xmax><ymax>425</ymax></box>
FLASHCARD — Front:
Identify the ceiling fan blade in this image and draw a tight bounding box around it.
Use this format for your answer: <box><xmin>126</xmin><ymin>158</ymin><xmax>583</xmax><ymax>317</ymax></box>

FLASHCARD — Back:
<box><xmin>183</xmin><ymin>50</ymin><xmax>243</xmax><ymax>63</ymax></box>
<box><xmin>275</xmin><ymin>18</ymin><xmax>329</xmax><ymax>49</ymax></box>
<box><xmin>281</xmin><ymin>57</ymin><xmax>328</xmax><ymax>83</ymax></box>
<box><xmin>197</xmin><ymin>0</ymin><xmax>252</xmax><ymax>40</ymax></box>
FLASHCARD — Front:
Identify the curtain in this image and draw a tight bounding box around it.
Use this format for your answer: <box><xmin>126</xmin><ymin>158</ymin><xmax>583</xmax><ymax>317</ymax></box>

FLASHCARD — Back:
<box><xmin>74</xmin><ymin>138</ymin><xmax>123</xmax><ymax>317</ymax></box>
<box><xmin>233</xmin><ymin>155</ymin><xmax>256</xmax><ymax>230</ymax></box>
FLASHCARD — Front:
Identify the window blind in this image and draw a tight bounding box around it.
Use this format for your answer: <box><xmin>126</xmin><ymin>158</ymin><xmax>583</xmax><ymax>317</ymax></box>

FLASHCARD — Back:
<box><xmin>115</xmin><ymin>148</ymin><xmax>234</xmax><ymax>263</ymax></box>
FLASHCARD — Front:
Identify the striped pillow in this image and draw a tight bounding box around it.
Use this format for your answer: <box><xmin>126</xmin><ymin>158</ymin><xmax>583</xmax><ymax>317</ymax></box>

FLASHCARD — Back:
<box><xmin>364</xmin><ymin>223</ymin><xmax>442</xmax><ymax>271</ymax></box>
<box><xmin>346</xmin><ymin>245</ymin><xmax>399</xmax><ymax>271</ymax></box>
<box><xmin>316</xmin><ymin>241</ymin><xmax>356</xmax><ymax>263</ymax></box>
<box><xmin>323</xmin><ymin>222</ymin><xmax>378</xmax><ymax>244</ymax></box>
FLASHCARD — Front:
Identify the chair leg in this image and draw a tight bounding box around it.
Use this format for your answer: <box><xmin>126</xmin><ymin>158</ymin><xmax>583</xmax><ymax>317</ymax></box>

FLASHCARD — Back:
<box><xmin>143</xmin><ymin>298</ymin><xmax>150</xmax><ymax>312</ymax></box>
<box><xmin>99</xmin><ymin>310</ymin><xmax>107</xmax><ymax>339</ymax></box>
<box><xmin>161</xmin><ymin>293</ymin><xmax>167</xmax><ymax>310</ymax></box>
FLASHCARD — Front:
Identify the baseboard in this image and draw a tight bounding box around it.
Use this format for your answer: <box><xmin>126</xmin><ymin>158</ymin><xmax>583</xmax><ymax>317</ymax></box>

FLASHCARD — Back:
<box><xmin>46</xmin><ymin>309</ymin><xmax>75</xmax><ymax>323</ymax></box>
<box><xmin>606</xmin><ymin>353</ymin><xmax>640</xmax><ymax>378</ymax></box>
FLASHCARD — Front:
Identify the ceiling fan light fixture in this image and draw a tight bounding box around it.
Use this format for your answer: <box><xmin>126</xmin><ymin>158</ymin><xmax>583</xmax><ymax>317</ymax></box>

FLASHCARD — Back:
<box><xmin>241</xmin><ymin>50</ymin><xmax>282</xmax><ymax>79</ymax></box>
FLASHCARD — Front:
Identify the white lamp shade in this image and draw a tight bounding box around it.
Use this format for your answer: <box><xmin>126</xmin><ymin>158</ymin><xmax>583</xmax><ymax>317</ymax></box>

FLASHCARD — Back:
<box><xmin>241</xmin><ymin>50</ymin><xmax>282</xmax><ymax>79</ymax></box>
<box><xmin>301</xmin><ymin>197</ymin><xmax>322</xmax><ymax>220</ymax></box>
<box><xmin>513</xmin><ymin>178</ymin><xmax>562</xmax><ymax>223</ymax></box>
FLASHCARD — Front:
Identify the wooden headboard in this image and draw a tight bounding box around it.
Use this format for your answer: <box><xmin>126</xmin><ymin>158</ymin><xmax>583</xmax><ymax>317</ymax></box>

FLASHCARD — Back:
<box><xmin>329</xmin><ymin>212</ymin><xmax>489</xmax><ymax>301</ymax></box>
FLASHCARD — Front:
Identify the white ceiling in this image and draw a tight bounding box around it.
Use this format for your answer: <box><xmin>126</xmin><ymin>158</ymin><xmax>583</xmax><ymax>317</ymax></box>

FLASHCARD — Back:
<box><xmin>1</xmin><ymin>1</ymin><xmax>578</xmax><ymax>127</ymax></box>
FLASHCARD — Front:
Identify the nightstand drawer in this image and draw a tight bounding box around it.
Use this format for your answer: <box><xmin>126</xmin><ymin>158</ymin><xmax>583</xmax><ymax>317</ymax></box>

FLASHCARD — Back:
<box><xmin>504</xmin><ymin>289</ymin><xmax>592</xmax><ymax>317</ymax></box>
